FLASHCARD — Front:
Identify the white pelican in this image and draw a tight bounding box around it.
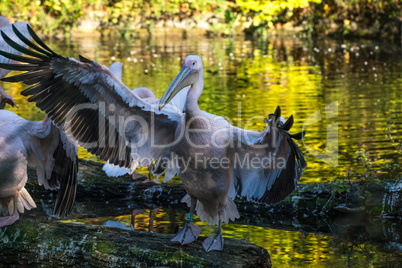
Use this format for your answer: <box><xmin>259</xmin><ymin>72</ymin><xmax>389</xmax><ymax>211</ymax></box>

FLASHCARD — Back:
<box><xmin>0</xmin><ymin>26</ymin><xmax>306</xmax><ymax>251</ymax></box>
<box><xmin>0</xmin><ymin>16</ymin><xmax>30</xmax><ymax>108</ymax></box>
<box><xmin>0</xmin><ymin>110</ymin><xmax>78</xmax><ymax>227</ymax></box>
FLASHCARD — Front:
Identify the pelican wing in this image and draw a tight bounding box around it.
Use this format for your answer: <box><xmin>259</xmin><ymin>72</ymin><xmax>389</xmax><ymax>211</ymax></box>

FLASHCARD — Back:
<box><xmin>0</xmin><ymin>21</ymin><xmax>30</xmax><ymax>66</ymax></box>
<box><xmin>22</xmin><ymin>116</ymin><xmax>78</xmax><ymax>217</ymax></box>
<box><xmin>0</xmin><ymin>110</ymin><xmax>78</xmax><ymax>217</ymax></box>
<box><xmin>229</xmin><ymin>107</ymin><xmax>306</xmax><ymax>205</ymax></box>
<box><xmin>102</xmin><ymin>87</ymin><xmax>189</xmax><ymax>180</ymax></box>
<box><xmin>50</xmin><ymin>124</ymin><xmax>78</xmax><ymax>217</ymax></box>
<box><xmin>0</xmin><ymin>25</ymin><xmax>181</xmax><ymax>174</ymax></box>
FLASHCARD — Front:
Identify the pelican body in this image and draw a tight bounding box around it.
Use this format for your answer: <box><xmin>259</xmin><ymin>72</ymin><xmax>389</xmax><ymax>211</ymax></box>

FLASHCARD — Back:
<box><xmin>0</xmin><ymin>110</ymin><xmax>78</xmax><ymax>227</ymax></box>
<box><xmin>0</xmin><ymin>26</ymin><xmax>306</xmax><ymax>251</ymax></box>
<box><xmin>158</xmin><ymin>56</ymin><xmax>306</xmax><ymax>250</ymax></box>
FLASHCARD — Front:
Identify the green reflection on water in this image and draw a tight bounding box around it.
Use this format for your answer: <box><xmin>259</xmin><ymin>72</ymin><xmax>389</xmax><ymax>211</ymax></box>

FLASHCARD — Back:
<box><xmin>2</xmin><ymin>35</ymin><xmax>401</xmax><ymax>183</ymax></box>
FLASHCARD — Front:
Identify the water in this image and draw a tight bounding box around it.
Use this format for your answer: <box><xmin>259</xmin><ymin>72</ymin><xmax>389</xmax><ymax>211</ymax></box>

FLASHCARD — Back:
<box><xmin>3</xmin><ymin>34</ymin><xmax>401</xmax><ymax>183</ymax></box>
<box><xmin>62</xmin><ymin>208</ymin><xmax>402</xmax><ymax>267</ymax></box>
<box><xmin>2</xmin><ymin>33</ymin><xmax>402</xmax><ymax>266</ymax></box>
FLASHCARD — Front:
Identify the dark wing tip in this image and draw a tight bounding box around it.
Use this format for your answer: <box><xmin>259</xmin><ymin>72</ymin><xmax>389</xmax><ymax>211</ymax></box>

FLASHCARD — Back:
<box><xmin>273</xmin><ymin>106</ymin><xmax>281</xmax><ymax>121</ymax></box>
<box><xmin>0</xmin><ymin>29</ymin><xmax>6</xmax><ymax>39</ymax></box>
<box><xmin>282</xmin><ymin>115</ymin><xmax>294</xmax><ymax>131</ymax></box>
<box><xmin>290</xmin><ymin>131</ymin><xmax>306</xmax><ymax>140</ymax></box>
<box><xmin>79</xmin><ymin>55</ymin><xmax>92</xmax><ymax>63</ymax></box>
<box><xmin>26</xmin><ymin>24</ymin><xmax>58</xmax><ymax>56</ymax></box>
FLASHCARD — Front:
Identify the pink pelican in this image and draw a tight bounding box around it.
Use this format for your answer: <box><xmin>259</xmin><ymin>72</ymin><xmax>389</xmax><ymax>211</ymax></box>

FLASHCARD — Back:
<box><xmin>0</xmin><ymin>111</ymin><xmax>78</xmax><ymax>227</ymax></box>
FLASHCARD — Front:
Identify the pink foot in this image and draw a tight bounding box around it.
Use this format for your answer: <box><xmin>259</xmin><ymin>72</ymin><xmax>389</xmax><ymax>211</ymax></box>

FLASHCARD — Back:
<box><xmin>131</xmin><ymin>172</ymin><xmax>146</xmax><ymax>180</ymax></box>
<box><xmin>141</xmin><ymin>179</ymin><xmax>161</xmax><ymax>184</ymax></box>
<box><xmin>0</xmin><ymin>213</ymin><xmax>19</xmax><ymax>228</ymax></box>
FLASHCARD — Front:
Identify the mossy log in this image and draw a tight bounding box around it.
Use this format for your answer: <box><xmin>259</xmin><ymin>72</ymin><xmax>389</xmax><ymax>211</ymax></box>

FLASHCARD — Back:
<box><xmin>25</xmin><ymin>159</ymin><xmax>402</xmax><ymax>247</ymax></box>
<box><xmin>0</xmin><ymin>220</ymin><xmax>271</xmax><ymax>268</ymax></box>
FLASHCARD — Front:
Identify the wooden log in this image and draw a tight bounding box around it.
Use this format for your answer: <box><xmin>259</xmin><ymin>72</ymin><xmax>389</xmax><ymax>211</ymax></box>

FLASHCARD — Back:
<box><xmin>0</xmin><ymin>220</ymin><xmax>271</xmax><ymax>268</ymax></box>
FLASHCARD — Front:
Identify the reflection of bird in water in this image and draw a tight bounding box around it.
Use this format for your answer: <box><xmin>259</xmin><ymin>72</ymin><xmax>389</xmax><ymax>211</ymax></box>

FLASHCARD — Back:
<box><xmin>131</xmin><ymin>208</ymin><xmax>157</xmax><ymax>232</ymax></box>
<box><xmin>0</xmin><ymin>27</ymin><xmax>306</xmax><ymax>251</ymax></box>
<box><xmin>0</xmin><ymin>16</ymin><xmax>31</xmax><ymax>109</ymax></box>
<box><xmin>0</xmin><ymin>110</ymin><xmax>78</xmax><ymax>227</ymax></box>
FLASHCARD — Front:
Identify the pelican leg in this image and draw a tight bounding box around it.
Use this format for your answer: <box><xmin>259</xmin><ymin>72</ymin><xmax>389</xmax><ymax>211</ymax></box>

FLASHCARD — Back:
<box><xmin>202</xmin><ymin>207</ymin><xmax>224</xmax><ymax>252</ymax></box>
<box><xmin>0</xmin><ymin>191</ymin><xmax>20</xmax><ymax>228</ymax></box>
<box><xmin>171</xmin><ymin>197</ymin><xmax>201</xmax><ymax>245</ymax></box>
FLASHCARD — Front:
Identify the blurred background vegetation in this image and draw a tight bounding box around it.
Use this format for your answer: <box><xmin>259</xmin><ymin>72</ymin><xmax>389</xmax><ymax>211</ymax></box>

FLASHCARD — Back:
<box><xmin>1</xmin><ymin>0</ymin><xmax>401</xmax><ymax>39</ymax></box>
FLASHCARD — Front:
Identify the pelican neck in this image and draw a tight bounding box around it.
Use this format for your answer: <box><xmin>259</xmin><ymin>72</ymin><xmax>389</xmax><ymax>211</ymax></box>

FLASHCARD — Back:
<box><xmin>185</xmin><ymin>70</ymin><xmax>204</xmax><ymax>114</ymax></box>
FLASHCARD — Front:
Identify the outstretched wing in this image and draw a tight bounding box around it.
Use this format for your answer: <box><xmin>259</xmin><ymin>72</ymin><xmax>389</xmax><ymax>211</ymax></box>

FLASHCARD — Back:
<box><xmin>102</xmin><ymin>86</ymin><xmax>190</xmax><ymax>180</ymax></box>
<box><xmin>229</xmin><ymin>106</ymin><xmax>306</xmax><ymax>205</ymax></box>
<box><xmin>0</xmin><ymin>25</ymin><xmax>182</xmax><ymax>178</ymax></box>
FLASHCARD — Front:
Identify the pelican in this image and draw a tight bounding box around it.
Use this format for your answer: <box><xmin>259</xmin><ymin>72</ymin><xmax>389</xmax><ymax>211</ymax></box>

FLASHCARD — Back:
<box><xmin>0</xmin><ymin>110</ymin><xmax>78</xmax><ymax>227</ymax></box>
<box><xmin>0</xmin><ymin>25</ymin><xmax>306</xmax><ymax>251</ymax></box>
<box><xmin>0</xmin><ymin>17</ymin><xmax>30</xmax><ymax>108</ymax></box>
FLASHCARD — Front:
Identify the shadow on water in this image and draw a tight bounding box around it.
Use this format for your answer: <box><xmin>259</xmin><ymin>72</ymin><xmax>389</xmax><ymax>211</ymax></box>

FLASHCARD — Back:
<box><xmin>1</xmin><ymin>33</ymin><xmax>401</xmax><ymax>267</ymax></box>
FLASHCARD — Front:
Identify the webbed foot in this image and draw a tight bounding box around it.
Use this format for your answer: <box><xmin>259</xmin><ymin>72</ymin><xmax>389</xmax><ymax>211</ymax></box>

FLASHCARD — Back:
<box><xmin>0</xmin><ymin>213</ymin><xmax>19</xmax><ymax>228</ymax></box>
<box><xmin>171</xmin><ymin>222</ymin><xmax>201</xmax><ymax>245</ymax></box>
<box><xmin>202</xmin><ymin>233</ymin><xmax>224</xmax><ymax>252</ymax></box>
<box><xmin>131</xmin><ymin>172</ymin><xmax>146</xmax><ymax>180</ymax></box>
<box><xmin>141</xmin><ymin>178</ymin><xmax>161</xmax><ymax>184</ymax></box>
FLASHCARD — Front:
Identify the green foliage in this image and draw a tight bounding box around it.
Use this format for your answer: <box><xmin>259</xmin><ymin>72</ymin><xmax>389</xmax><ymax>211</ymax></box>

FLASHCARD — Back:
<box><xmin>332</xmin><ymin>174</ymin><xmax>351</xmax><ymax>195</ymax></box>
<box><xmin>0</xmin><ymin>0</ymin><xmax>99</xmax><ymax>35</ymax></box>
<box><xmin>385</xmin><ymin>117</ymin><xmax>402</xmax><ymax>154</ymax></box>
<box><xmin>236</xmin><ymin>0</ymin><xmax>322</xmax><ymax>30</ymax></box>
<box><xmin>334</xmin><ymin>141</ymin><xmax>401</xmax><ymax>191</ymax></box>
<box><xmin>1</xmin><ymin>0</ymin><xmax>401</xmax><ymax>36</ymax></box>
<box><xmin>354</xmin><ymin>148</ymin><xmax>372</xmax><ymax>170</ymax></box>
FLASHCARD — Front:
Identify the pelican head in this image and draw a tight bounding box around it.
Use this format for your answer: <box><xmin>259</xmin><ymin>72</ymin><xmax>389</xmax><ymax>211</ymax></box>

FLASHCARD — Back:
<box><xmin>159</xmin><ymin>55</ymin><xmax>202</xmax><ymax>111</ymax></box>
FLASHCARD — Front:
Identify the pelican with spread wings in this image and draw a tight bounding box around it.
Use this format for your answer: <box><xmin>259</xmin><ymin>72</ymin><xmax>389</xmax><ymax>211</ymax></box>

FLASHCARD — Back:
<box><xmin>0</xmin><ymin>25</ymin><xmax>306</xmax><ymax>251</ymax></box>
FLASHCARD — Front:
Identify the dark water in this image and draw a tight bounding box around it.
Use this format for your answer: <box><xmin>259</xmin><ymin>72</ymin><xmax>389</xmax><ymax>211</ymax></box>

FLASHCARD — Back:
<box><xmin>2</xmin><ymin>34</ymin><xmax>402</xmax><ymax>267</ymax></box>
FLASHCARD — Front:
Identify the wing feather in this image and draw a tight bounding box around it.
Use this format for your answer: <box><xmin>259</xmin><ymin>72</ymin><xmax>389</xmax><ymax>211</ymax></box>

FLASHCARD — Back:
<box><xmin>51</xmin><ymin>125</ymin><xmax>78</xmax><ymax>217</ymax></box>
<box><xmin>0</xmin><ymin>21</ymin><xmax>31</xmax><ymax>67</ymax></box>
<box><xmin>230</xmin><ymin>107</ymin><xmax>306</xmax><ymax>205</ymax></box>
<box><xmin>0</xmin><ymin>25</ymin><xmax>181</xmax><ymax>172</ymax></box>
